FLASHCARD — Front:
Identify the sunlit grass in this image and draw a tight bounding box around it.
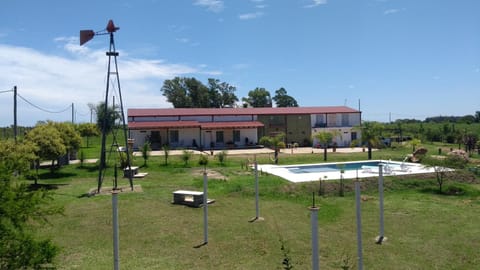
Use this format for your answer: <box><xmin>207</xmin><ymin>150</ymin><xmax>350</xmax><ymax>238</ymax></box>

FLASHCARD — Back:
<box><xmin>31</xmin><ymin>145</ymin><xmax>480</xmax><ymax>269</ymax></box>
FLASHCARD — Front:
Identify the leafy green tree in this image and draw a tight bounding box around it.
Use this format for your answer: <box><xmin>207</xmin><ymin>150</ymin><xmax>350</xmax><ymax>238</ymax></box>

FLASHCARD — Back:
<box><xmin>162</xmin><ymin>145</ymin><xmax>170</xmax><ymax>166</ymax></box>
<box><xmin>409</xmin><ymin>138</ymin><xmax>422</xmax><ymax>152</ymax></box>
<box><xmin>25</xmin><ymin>124</ymin><xmax>67</xmax><ymax>176</ymax></box>
<box><xmin>181</xmin><ymin>150</ymin><xmax>193</xmax><ymax>167</ymax></box>
<box><xmin>162</xmin><ymin>77</ymin><xmax>239</xmax><ymax>108</ymax></box>
<box><xmin>242</xmin><ymin>87</ymin><xmax>272</xmax><ymax>108</ymax></box>
<box><xmin>259</xmin><ymin>133</ymin><xmax>285</xmax><ymax>164</ymax></box>
<box><xmin>272</xmin><ymin>87</ymin><xmax>298</xmax><ymax>107</ymax></box>
<box><xmin>76</xmin><ymin>122</ymin><xmax>100</xmax><ymax>147</ymax></box>
<box><xmin>313</xmin><ymin>131</ymin><xmax>334</xmax><ymax>161</ymax></box>
<box><xmin>475</xmin><ymin>111</ymin><xmax>480</xmax><ymax>123</ymax></box>
<box><xmin>49</xmin><ymin>121</ymin><xmax>82</xmax><ymax>158</ymax></box>
<box><xmin>207</xmin><ymin>78</ymin><xmax>238</xmax><ymax>108</ymax></box>
<box><xmin>161</xmin><ymin>77</ymin><xmax>210</xmax><ymax>108</ymax></box>
<box><xmin>215</xmin><ymin>150</ymin><xmax>228</xmax><ymax>165</ymax></box>
<box><xmin>198</xmin><ymin>154</ymin><xmax>209</xmax><ymax>171</ymax></box>
<box><xmin>141</xmin><ymin>142</ymin><xmax>151</xmax><ymax>167</ymax></box>
<box><xmin>356</xmin><ymin>121</ymin><xmax>384</xmax><ymax>160</ymax></box>
<box><xmin>423</xmin><ymin>153</ymin><xmax>468</xmax><ymax>193</ymax></box>
<box><xmin>95</xmin><ymin>102</ymin><xmax>120</xmax><ymax>134</ymax></box>
<box><xmin>0</xmin><ymin>140</ymin><xmax>62</xmax><ymax>269</ymax></box>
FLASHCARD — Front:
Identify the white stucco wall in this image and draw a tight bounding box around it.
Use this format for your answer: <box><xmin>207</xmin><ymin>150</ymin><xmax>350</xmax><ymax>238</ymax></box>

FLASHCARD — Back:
<box><xmin>311</xmin><ymin>127</ymin><xmax>357</xmax><ymax>147</ymax></box>
<box><xmin>129</xmin><ymin>130</ymin><xmax>149</xmax><ymax>149</ymax></box>
<box><xmin>170</xmin><ymin>128</ymin><xmax>200</xmax><ymax>148</ymax></box>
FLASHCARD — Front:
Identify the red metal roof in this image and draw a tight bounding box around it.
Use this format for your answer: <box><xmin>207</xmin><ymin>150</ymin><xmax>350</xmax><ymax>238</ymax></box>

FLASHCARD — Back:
<box><xmin>128</xmin><ymin>121</ymin><xmax>264</xmax><ymax>130</ymax></box>
<box><xmin>128</xmin><ymin>121</ymin><xmax>200</xmax><ymax>129</ymax></box>
<box><xmin>200</xmin><ymin>121</ymin><xmax>264</xmax><ymax>130</ymax></box>
<box><xmin>128</xmin><ymin>106</ymin><xmax>360</xmax><ymax>117</ymax></box>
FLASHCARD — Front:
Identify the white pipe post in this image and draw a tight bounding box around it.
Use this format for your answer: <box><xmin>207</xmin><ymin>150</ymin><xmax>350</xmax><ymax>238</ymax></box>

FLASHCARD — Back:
<box><xmin>309</xmin><ymin>205</ymin><xmax>320</xmax><ymax>270</ymax></box>
<box><xmin>355</xmin><ymin>179</ymin><xmax>364</xmax><ymax>270</ymax></box>
<box><xmin>203</xmin><ymin>171</ymin><xmax>208</xmax><ymax>244</ymax></box>
<box><xmin>254</xmin><ymin>158</ymin><xmax>259</xmax><ymax>219</ymax></box>
<box><xmin>112</xmin><ymin>190</ymin><xmax>120</xmax><ymax>270</ymax></box>
<box><xmin>377</xmin><ymin>163</ymin><xmax>385</xmax><ymax>244</ymax></box>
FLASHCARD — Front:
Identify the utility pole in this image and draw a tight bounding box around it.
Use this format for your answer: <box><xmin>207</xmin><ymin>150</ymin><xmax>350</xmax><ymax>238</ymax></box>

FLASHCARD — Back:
<box><xmin>13</xmin><ymin>86</ymin><xmax>17</xmax><ymax>143</ymax></box>
<box><xmin>71</xmin><ymin>103</ymin><xmax>75</xmax><ymax>123</ymax></box>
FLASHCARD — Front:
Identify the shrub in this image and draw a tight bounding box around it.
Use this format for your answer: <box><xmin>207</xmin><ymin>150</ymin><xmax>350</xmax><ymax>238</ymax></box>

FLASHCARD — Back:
<box><xmin>181</xmin><ymin>150</ymin><xmax>193</xmax><ymax>167</ymax></box>
<box><xmin>198</xmin><ymin>154</ymin><xmax>209</xmax><ymax>170</ymax></box>
<box><xmin>216</xmin><ymin>150</ymin><xmax>228</xmax><ymax>165</ymax></box>
<box><xmin>141</xmin><ymin>142</ymin><xmax>151</xmax><ymax>167</ymax></box>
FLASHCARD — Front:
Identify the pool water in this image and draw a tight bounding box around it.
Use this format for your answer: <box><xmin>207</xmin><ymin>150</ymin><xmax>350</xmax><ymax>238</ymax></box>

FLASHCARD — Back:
<box><xmin>257</xmin><ymin>160</ymin><xmax>435</xmax><ymax>183</ymax></box>
<box><xmin>287</xmin><ymin>161</ymin><xmax>382</xmax><ymax>174</ymax></box>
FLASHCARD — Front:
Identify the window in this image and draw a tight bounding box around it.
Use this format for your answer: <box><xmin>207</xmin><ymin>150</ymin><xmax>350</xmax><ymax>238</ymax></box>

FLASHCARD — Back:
<box><xmin>351</xmin><ymin>132</ymin><xmax>357</xmax><ymax>141</ymax></box>
<box><xmin>216</xmin><ymin>131</ymin><xmax>224</xmax><ymax>143</ymax></box>
<box><xmin>233</xmin><ymin>130</ymin><xmax>240</xmax><ymax>142</ymax></box>
<box><xmin>342</xmin><ymin>114</ymin><xmax>349</xmax><ymax>126</ymax></box>
<box><xmin>170</xmin><ymin>130</ymin><xmax>179</xmax><ymax>143</ymax></box>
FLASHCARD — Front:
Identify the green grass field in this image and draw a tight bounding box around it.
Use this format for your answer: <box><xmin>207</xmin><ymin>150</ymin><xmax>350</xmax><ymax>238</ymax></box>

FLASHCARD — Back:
<box><xmin>33</xmin><ymin>146</ymin><xmax>480</xmax><ymax>269</ymax></box>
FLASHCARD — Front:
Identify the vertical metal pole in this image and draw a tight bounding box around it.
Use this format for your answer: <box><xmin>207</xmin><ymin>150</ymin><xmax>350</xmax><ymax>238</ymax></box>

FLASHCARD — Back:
<box><xmin>97</xmin><ymin>40</ymin><xmax>112</xmax><ymax>193</ymax></box>
<box><xmin>111</xmin><ymin>33</ymin><xmax>133</xmax><ymax>191</ymax></box>
<box><xmin>71</xmin><ymin>103</ymin><xmax>74</xmax><ymax>123</ymax></box>
<box><xmin>355</xmin><ymin>180</ymin><xmax>364</xmax><ymax>270</ymax></box>
<box><xmin>203</xmin><ymin>171</ymin><xmax>208</xmax><ymax>244</ymax></box>
<box><xmin>309</xmin><ymin>206</ymin><xmax>320</xmax><ymax>270</ymax></box>
<box><xmin>377</xmin><ymin>163</ymin><xmax>385</xmax><ymax>243</ymax></box>
<box><xmin>13</xmin><ymin>86</ymin><xmax>17</xmax><ymax>143</ymax></box>
<box><xmin>254</xmin><ymin>158</ymin><xmax>259</xmax><ymax>219</ymax></box>
<box><xmin>112</xmin><ymin>191</ymin><xmax>120</xmax><ymax>270</ymax></box>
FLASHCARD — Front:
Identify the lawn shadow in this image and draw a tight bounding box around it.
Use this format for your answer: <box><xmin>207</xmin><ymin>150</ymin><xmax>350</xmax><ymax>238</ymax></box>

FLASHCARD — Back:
<box><xmin>28</xmin><ymin>183</ymin><xmax>69</xmax><ymax>191</ymax></box>
<box><xmin>420</xmin><ymin>186</ymin><xmax>467</xmax><ymax>196</ymax></box>
<box><xmin>37</xmin><ymin>171</ymin><xmax>77</xmax><ymax>180</ymax></box>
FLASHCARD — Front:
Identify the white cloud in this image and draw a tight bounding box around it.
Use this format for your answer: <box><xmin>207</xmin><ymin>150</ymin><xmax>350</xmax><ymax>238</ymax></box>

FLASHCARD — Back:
<box><xmin>0</xmin><ymin>39</ymin><xmax>221</xmax><ymax>126</ymax></box>
<box><xmin>383</xmin><ymin>8</ymin><xmax>406</xmax><ymax>15</ymax></box>
<box><xmin>239</xmin><ymin>11</ymin><xmax>264</xmax><ymax>20</ymax></box>
<box><xmin>176</xmin><ymin>37</ymin><xmax>190</xmax><ymax>43</ymax></box>
<box><xmin>304</xmin><ymin>0</ymin><xmax>327</xmax><ymax>8</ymax></box>
<box><xmin>194</xmin><ymin>0</ymin><xmax>224</xmax><ymax>13</ymax></box>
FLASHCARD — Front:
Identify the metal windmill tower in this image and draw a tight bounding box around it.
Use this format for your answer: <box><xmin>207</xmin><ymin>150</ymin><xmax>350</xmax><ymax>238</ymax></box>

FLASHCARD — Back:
<box><xmin>80</xmin><ymin>20</ymin><xmax>133</xmax><ymax>192</ymax></box>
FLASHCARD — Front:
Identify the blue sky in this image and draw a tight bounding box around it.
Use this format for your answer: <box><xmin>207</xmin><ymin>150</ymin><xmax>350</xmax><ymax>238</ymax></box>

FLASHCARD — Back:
<box><xmin>1</xmin><ymin>0</ymin><xmax>479</xmax><ymax>126</ymax></box>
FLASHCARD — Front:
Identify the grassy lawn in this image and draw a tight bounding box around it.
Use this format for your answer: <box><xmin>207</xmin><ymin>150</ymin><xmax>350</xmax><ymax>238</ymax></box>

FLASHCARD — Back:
<box><xmin>33</xmin><ymin>148</ymin><xmax>480</xmax><ymax>269</ymax></box>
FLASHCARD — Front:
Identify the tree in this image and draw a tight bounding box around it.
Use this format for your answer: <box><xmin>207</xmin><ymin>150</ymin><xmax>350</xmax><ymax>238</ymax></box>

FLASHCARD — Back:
<box><xmin>0</xmin><ymin>140</ymin><xmax>61</xmax><ymax>269</ymax></box>
<box><xmin>162</xmin><ymin>145</ymin><xmax>170</xmax><ymax>166</ymax></box>
<box><xmin>181</xmin><ymin>150</ymin><xmax>193</xmax><ymax>167</ymax></box>
<box><xmin>161</xmin><ymin>77</ymin><xmax>210</xmax><ymax>108</ymax></box>
<box><xmin>409</xmin><ymin>138</ymin><xmax>422</xmax><ymax>152</ymax></box>
<box><xmin>141</xmin><ymin>142</ymin><xmax>151</xmax><ymax>167</ymax></box>
<box><xmin>272</xmin><ymin>87</ymin><xmax>298</xmax><ymax>107</ymax></box>
<box><xmin>207</xmin><ymin>78</ymin><xmax>238</xmax><ymax>108</ymax></box>
<box><xmin>161</xmin><ymin>77</ymin><xmax>239</xmax><ymax>108</ymax></box>
<box><xmin>475</xmin><ymin>111</ymin><xmax>480</xmax><ymax>123</ymax></box>
<box><xmin>259</xmin><ymin>133</ymin><xmax>285</xmax><ymax>164</ymax></box>
<box><xmin>76</xmin><ymin>123</ymin><xmax>100</xmax><ymax>147</ymax></box>
<box><xmin>313</xmin><ymin>131</ymin><xmax>333</xmax><ymax>161</ymax></box>
<box><xmin>423</xmin><ymin>152</ymin><xmax>468</xmax><ymax>193</ymax></box>
<box><xmin>356</xmin><ymin>121</ymin><xmax>383</xmax><ymax>160</ymax></box>
<box><xmin>49</xmin><ymin>121</ymin><xmax>82</xmax><ymax>158</ymax></box>
<box><xmin>242</xmin><ymin>87</ymin><xmax>272</xmax><ymax>108</ymax></box>
<box><xmin>25</xmin><ymin>124</ymin><xmax>67</xmax><ymax>176</ymax></box>
<box><xmin>95</xmin><ymin>102</ymin><xmax>120</xmax><ymax>135</ymax></box>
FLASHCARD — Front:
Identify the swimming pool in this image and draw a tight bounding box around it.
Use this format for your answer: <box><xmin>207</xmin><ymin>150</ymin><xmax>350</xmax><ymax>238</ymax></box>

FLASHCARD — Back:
<box><xmin>257</xmin><ymin>160</ymin><xmax>435</xmax><ymax>183</ymax></box>
<box><xmin>287</xmin><ymin>161</ymin><xmax>385</xmax><ymax>174</ymax></box>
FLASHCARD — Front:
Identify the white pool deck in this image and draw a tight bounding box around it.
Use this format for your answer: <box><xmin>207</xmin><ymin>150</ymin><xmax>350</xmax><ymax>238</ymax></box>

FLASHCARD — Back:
<box><xmin>257</xmin><ymin>160</ymin><xmax>437</xmax><ymax>183</ymax></box>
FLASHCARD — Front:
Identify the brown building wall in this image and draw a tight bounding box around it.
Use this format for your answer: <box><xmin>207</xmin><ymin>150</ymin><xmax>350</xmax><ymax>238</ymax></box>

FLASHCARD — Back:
<box><xmin>285</xmin><ymin>114</ymin><xmax>311</xmax><ymax>146</ymax></box>
<box><xmin>257</xmin><ymin>114</ymin><xmax>312</xmax><ymax>146</ymax></box>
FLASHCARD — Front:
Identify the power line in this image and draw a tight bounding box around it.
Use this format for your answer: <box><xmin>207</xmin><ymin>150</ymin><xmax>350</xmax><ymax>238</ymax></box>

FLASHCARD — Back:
<box><xmin>17</xmin><ymin>93</ymin><xmax>72</xmax><ymax>114</ymax></box>
<box><xmin>0</xmin><ymin>89</ymin><xmax>13</xmax><ymax>94</ymax></box>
